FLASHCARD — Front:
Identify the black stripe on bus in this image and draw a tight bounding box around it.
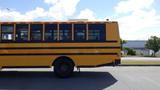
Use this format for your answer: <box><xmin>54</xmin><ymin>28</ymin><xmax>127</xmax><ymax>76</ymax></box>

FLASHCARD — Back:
<box><xmin>0</xmin><ymin>46</ymin><xmax>121</xmax><ymax>50</ymax></box>
<box><xmin>0</xmin><ymin>40</ymin><xmax>118</xmax><ymax>43</ymax></box>
<box><xmin>0</xmin><ymin>53</ymin><xmax>118</xmax><ymax>56</ymax></box>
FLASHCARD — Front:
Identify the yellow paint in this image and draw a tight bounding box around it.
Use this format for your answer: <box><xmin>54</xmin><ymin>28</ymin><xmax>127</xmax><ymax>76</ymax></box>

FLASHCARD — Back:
<box><xmin>0</xmin><ymin>23</ymin><xmax>2</xmax><ymax>41</ymax></box>
<box><xmin>0</xmin><ymin>49</ymin><xmax>120</xmax><ymax>54</ymax></box>
<box><xmin>106</xmin><ymin>22</ymin><xmax>120</xmax><ymax>41</ymax></box>
<box><xmin>0</xmin><ymin>55</ymin><xmax>118</xmax><ymax>67</ymax></box>
<box><xmin>0</xmin><ymin>21</ymin><xmax>120</xmax><ymax>67</ymax></box>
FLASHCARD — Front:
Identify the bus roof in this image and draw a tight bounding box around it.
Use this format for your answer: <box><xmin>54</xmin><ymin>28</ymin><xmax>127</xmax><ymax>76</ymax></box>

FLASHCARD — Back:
<box><xmin>0</xmin><ymin>20</ymin><xmax>118</xmax><ymax>24</ymax></box>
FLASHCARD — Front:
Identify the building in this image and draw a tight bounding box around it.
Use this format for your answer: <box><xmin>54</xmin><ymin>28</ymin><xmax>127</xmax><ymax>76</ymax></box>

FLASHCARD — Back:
<box><xmin>156</xmin><ymin>50</ymin><xmax>160</xmax><ymax>57</ymax></box>
<box><xmin>123</xmin><ymin>40</ymin><xmax>153</xmax><ymax>56</ymax></box>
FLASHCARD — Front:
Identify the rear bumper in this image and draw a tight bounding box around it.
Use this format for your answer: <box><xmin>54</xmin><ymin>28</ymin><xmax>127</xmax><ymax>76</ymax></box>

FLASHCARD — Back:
<box><xmin>114</xmin><ymin>59</ymin><xmax>121</xmax><ymax>65</ymax></box>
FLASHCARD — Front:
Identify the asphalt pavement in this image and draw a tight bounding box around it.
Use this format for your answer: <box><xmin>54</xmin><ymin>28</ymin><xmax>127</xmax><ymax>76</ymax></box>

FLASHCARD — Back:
<box><xmin>0</xmin><ymin>66</ymin><xmax>160</xmax><ymax>90</ymax></box>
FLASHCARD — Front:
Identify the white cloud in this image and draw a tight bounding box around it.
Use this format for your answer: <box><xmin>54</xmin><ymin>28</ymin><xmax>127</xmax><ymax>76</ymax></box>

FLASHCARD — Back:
<box><xmin>0</xmin><ymin>0</ymin><xmax>159</xmax><ymax>40</ymax></box>
<box><xmin>45</xmin><ymin>0</ymin><xmax>80</xmax><ymax>19</ymax></box>
<box><xmin>25</xmin><ymin>7</ymin><xmax>47</xmax><ymax>20</ymax></box>
<box><xmin>0</xmin><ymin>0</ymin><xmax>80</xmax><ymax>21</ymax></box>
<box><xmin>114</xmin><ymin>0</ymin><xmax>160</xmax><ymax>40</ymax></box>
<box><xmin>0</xmin><ymin>9</ymin><xmax>21</xmax><ymax>21</ymax></box>
<box><xmin>77</xmin><ymin>8</ymin><xmax>96</xmax><ymax>20</ymax></box>
<box><xmin>44</xmin><ymin>0</ymin><xmax>59</xmax><ymax>5</ymax></box>
<box><xmin>115</xmin><ymin>0</ymin><xmax>154</xmax><ymax>14</ymax></box>
<box><xmin>0</xmin><ymin>7</ymin><xmax>47</xmax><ymax>21</ymax></box>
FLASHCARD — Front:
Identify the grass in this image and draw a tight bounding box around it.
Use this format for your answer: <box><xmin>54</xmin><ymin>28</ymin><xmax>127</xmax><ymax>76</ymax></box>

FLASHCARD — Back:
<box><xmin>121</xmin><ymin>60</ymin><xmax>160</xmax><ymax>65</ymax></box>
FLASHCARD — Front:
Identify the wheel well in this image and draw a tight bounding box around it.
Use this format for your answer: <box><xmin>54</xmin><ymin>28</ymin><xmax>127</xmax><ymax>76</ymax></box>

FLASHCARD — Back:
<box><xmin>53</xmin><ymin>56</ymin><xmax>75</xmax><ymax>66</ymax></box>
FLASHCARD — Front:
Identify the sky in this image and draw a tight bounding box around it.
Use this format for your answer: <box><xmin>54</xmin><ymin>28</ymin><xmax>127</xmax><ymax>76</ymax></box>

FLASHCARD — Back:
<box><xmin>0</xmin><ymin>0</ymin><xmax>160</xmax><ymax>40</ymax></box>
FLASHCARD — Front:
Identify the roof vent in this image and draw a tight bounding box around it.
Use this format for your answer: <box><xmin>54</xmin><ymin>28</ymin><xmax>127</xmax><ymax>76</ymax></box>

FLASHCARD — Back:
<box><xmin>68</xmin><ymin>19</ymin><xmax>88</xmax><ymax>21</ymax></box>
<box><xmin>106</xmin><ymin>19</ymin><xmax>109</xmax><ymax>21</ymax></box>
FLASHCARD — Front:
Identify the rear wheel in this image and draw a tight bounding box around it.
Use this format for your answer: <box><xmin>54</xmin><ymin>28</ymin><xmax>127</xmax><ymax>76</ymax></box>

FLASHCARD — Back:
<box><xmin>54</xmin><ymin>58</ymin><xmax>74</xmax><ymax>78</ymax></box>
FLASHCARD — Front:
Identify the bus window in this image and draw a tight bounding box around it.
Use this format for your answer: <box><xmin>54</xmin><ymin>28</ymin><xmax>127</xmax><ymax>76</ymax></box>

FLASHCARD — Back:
<box><xmin>1</xmin><ymin>24</ymin><xmax>14</xmax><ymax>41</ymax></box>
<box><xmin>30</xmin><ymin>24</ymin><xmax>43</xmax><ymax>41</ymax></box>
<box><xmin>59</xmin><ymin>24</ymin><xmax>72</xmax><ymax>41</ymax></box>
<box><xmin>45</xmin><ymin>24</ymin><xmax>57</xmax><ymax>41</ymax></box>
<box><xmin>16</xmin><ymin>24</ymin><xmax>28</xmax><ymax>41</ymax></box>
<box><xmin>88</xmin><ymin>24</ymin><xmax>106</xmax><ymax>41</ymax></box>
<box><xmin>74</xmin><ymin>24</ymin><xmax>86</xmax><ymax>41</ymax></box>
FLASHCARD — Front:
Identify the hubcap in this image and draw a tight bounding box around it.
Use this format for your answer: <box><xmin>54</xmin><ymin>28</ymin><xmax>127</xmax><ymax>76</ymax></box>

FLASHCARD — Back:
<box><xmin>60</xmin><ymin>63</ymin><xmax>69</xmax><ymax>72</ymax></box>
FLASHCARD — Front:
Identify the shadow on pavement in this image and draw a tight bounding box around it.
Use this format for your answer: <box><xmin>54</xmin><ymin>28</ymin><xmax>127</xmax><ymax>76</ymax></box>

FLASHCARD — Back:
<box><xmin>0</xmin><ymin>71</ymin><xmax>117</xmax><ymax>90</ymax></box>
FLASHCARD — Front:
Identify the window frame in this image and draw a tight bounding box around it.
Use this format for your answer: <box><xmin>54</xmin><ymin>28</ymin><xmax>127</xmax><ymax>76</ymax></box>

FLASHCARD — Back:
<box><xmin>88</xmin><ymin>23</ymin><xmax>106</xmax><ymax>42</ymax></box>
<box><xmin>0</xmin><ymin>22</ymin><xmax>107</xmax><ymax>43</ymax></box>
<box><xmin>74</xmin><ymin>24</ymin><xmax>87</xmax><ymax>41</ymax></box>
<box><xmin>0</xmin><ymin>24</ymin><xmax>1</xmax><ymax>41</ymax></box>
<box><xmin>15</xmin><ymin>24</ymin><xmax>29</xmax><ymax>42</ymax></box>
<box><xmin>44</xmin><ymin>24</ymin><xmax>58</xmax><ymax>42</ymax></box>
<box><xmin>1</xmin><ymin>24</ymin><xmax>14</xmax><ymax>42</ymax></box>
<box><xmin>30</xmin><ymin>24</ymin><xmax>43</xmax><ymax>42</ymax></box>
<box><xmin>59</xmin><ymin>23</ymin><xmax>72</xmax><ymax>42</ymax></box>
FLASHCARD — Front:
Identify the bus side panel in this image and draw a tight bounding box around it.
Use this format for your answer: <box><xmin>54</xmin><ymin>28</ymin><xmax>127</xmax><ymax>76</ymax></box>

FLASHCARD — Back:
<box><xmin>0</xmin><ymin>56</ymin><xmax>55</xmax><ymax>67</ymax></box>
<box><xmin>0</xmin><ymin>46</ymin><xmax>120</xmax><ymax>67</ymax></box>
<box><xmin>71</xmin><ymin>55</ymin><xmax>119</xmax><ymax>66</ymax></box>
<box><xmin>0</xmin><ymin>55</ymin><xmax>118</xmax><ymax>67</ymax></box>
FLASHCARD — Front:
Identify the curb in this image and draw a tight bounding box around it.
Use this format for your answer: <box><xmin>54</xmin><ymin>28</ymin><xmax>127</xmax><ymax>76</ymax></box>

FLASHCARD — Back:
<box><xmin>118</xmin><ymin>64</ymin><xmax>160</xmax><ymax>66</ymax></box>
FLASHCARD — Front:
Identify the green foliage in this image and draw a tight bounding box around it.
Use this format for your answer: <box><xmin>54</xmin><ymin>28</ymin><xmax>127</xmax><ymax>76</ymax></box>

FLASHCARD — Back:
<box><xmin>145</xmin><ymin>36</ymin><xmax>160</xmax><ymax>56</ymax></box>
<box><xmin>120</xmin><ymin>39</ymin><xmax>127</xmax><ymax>50</ymax></box>
<box><xmin>124</xmin><ymin>47</ymin><xmax>136</xmax><ymax>55</ymax></box>
<box><xmin>120</xmin><ymin>39</ymin><xmax>127</xmax><ymax>44</ymax></box>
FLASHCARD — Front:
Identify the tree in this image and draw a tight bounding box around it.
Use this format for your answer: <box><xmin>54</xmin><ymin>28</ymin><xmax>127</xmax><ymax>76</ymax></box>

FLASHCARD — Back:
<box><xmin>124</xmin><ymin>47</ymin><xmax>136</xmax><ymax>55</ymax></box>
<box><xmin>145</xmin><ymin>36</ymin><xmax>160</xmax><ymax>56</ymax></box>
<box><xmin>120</xmin><ymin>39</ymin><xmax>127</xmax><ymax>50</ymax></box>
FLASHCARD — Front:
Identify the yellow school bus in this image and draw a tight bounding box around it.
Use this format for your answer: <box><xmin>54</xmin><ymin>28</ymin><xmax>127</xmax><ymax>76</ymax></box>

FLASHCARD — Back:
<box><xmin>0</xmin><ymin>20</ymin><xmax>120</xmax><ymax>77</ymax></box>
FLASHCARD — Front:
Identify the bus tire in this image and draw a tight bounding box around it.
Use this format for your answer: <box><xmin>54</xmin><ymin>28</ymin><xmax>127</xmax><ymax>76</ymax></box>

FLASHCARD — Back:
<box><xmin>53</xmin><ymin>57</ymin><xmax>74</xmax><ymax>78</ymax></box>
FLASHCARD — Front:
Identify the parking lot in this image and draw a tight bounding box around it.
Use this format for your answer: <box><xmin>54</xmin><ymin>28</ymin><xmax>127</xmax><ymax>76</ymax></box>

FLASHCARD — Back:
<box><xmin>0</xmin><ymin>66</ymin><xmax>160</xmax><ymax>90</ymax></box>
